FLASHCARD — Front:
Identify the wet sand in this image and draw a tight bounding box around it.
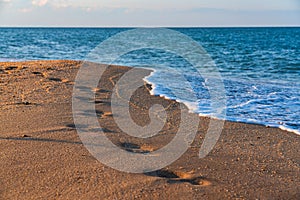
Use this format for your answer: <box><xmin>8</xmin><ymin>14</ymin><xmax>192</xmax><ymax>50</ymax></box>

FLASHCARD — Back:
<box><xmin>0</xmin><ymin>60</ymin><xmax>299</xmax><ymax>199</ymax></box>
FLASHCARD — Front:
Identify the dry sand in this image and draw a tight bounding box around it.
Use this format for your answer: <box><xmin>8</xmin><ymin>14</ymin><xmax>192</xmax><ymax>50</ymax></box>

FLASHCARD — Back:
<box><xmin>0</xmin><ymin>60</ymin><xmax>299</xmax><ymax>199</ymax></box>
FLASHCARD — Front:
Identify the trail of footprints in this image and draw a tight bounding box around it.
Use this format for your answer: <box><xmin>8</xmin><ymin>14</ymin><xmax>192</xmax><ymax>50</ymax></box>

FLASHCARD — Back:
<box><xmin>119</xmin><ymin>141</ymin><xmax>213</xmax><ymax>187</ymax></box>
<box><xmin>29</xmin><ymin>70</ymin><xmax>214</xmax><ymax>188</ymax></box>
<box><xmin>125</xmin><ymin>143</ymin><xmax>213</xmax><ymax>186</ymax></box>
<box><xmin>1</xmin><ymin>65</ymin><xmax>74</xmax><ymax>106</ymax></box>
<box><xmin>77</xmin><ymin>86</ymin><xmax>213</xmax><ymax>187</ymax></box>
<box><xmin>32</xmin><ymin>71</ymin><xmax>71</xmax><ymax>84</ymax></box>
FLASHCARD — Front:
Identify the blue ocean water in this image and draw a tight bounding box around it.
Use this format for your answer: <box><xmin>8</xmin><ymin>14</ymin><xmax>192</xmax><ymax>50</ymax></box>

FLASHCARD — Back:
<box><xmin>0</xmin><ymin>27</ymin><xmax>299</xmax><ymax>134</ymax></box>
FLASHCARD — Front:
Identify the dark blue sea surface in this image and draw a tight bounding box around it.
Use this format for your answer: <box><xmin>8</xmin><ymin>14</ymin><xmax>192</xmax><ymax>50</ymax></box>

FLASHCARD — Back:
<box><xmin>0</xmin><ymin>27</ymin><xmax>299</xmax><ymax>134</ymax></box>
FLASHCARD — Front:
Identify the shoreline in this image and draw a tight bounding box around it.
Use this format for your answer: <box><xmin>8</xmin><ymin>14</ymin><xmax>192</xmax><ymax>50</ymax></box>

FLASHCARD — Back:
<box><xmin>0</xmin><ymin>60</ymin><xmax>299</xmax><ymax>199</ymax></box>
<box><xmin>2</xmin><ymin>59</ymin><xmax>299</xmax><ymax>135</ymax></box>
<box><xmin>145</xmin><ymin>75</ymin><xmax>300</xmax><ymax>136</ymax></box>
<box><xmin>142</xmin><ymin>64</ymin><xmax>300</xmax><ymax>136</ymax></box>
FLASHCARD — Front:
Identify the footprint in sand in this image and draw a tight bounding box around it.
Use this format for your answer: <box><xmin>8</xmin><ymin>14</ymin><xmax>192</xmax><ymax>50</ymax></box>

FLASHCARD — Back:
<box><xmin>81</xmin><ymin>110</ymin><xmax>112</xmax><ymax>118</ymax></box>
<box><xmin>94</xmin><ymin>100</ymin><xmax>111</xmax><ymax>105</ymax></box>
<box><xmin>145</xmin><ymin>169</ymin><xmax>213</xmax><ymax>186</ymax></box>
<box><xmin>102</xmin><ymin>112</ymin><xmax>113</xmax><ymax>117</ymax></box>
<box><xmin>14</xmin><ymin>101</ymin><xmax>34</xmax><ymax>106</ymax></box>
<box><xmin>66</xmin><ymin>123</ymin><xmax>88</xmax><ymax>129</ymax></box>
<box><xmin>2</xmin><ymin>66</ymin><xmax>19</xmax><ymax>74</ymax></box>
<box><xmin>61</xmin><ymin>79</ymin><xmax>71</xmax><ymax>83</ymax></box>
<box><xmin>5</xmin><ymin>66</ymin><xmax>18</xmax><ymax>71</ymax></box>
<box><xmin>46</xmin><ymin>77</ymin><xmax>72</xmax><ymax>84</ymax></box>
<box><xmin>48</xmin><ymin>77</ymin><xmax>62</xmax><ymax>82</ymax></box>
<box><xmin>120</xmin><ymin>142</ymin><xmax>156</xmax><ymax>154</ymax></box>
<box><xmin>92</xmin><ymin>88</ymin><xmax>111</xmax><ymax>93</ymax></box>
<box><xmin>32</xmin><ymin>71</ymin><xmax>44</xmax><ymax>76</ymax></box>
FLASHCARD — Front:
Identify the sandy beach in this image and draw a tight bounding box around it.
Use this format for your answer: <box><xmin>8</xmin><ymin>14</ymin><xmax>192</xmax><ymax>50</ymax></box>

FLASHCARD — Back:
<box><xmin>0</xmin><ymin>60</ymin><xmax>299</xmax><ymax>199</ymax></box>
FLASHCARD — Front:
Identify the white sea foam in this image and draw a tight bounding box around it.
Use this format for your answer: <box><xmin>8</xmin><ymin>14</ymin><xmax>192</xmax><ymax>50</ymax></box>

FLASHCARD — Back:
<box><xmin>0</xmin><ymin>58</ymin><xmax>24</xmax><ymax>62</ymax></box>
<box><xmin>143</xmin><ymin>69</ymin><xmax>300</xmax><ymax>136</ymax></box>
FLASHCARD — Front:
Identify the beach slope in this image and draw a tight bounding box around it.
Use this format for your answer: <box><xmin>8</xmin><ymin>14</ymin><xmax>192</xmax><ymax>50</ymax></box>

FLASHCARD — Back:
<box><xmin>0</xmin><ymin>61</ymin><xmax>299</xmax><ymax>199</ymax></box>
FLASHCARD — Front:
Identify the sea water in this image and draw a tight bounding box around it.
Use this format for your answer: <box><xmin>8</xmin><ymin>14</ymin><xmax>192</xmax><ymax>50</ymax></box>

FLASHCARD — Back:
<box><xmin>0</xmin><ymin>27</ymin><xmax>299</xmax><ymax>134</ymax></box>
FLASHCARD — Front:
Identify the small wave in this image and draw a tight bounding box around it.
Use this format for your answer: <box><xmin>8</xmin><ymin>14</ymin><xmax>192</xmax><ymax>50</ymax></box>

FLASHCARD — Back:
<box><xmin>227</xmin><ymin>99</ymin><xmax>257</xmax><ymax>109</ymax></box>
<box><xmin>0</xmin><ymin>58</ymin><xmax>25</xmax><ymax>62</ymax></box>
<box><xmin>143</xmin><ymin>69</ymin><xmax>300</xmax><ymax>136</ymax></box>
<box><xmin>278</xmin><ymin>125</ymin><xmax>300</xmax><ymax>135</ymax></box>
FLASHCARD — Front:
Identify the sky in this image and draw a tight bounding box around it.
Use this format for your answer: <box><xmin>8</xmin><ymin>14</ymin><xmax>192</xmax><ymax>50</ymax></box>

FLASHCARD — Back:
<box><xmin>0</xmin><ymin>0</ymin><xmax>299</xmax><ymax>27</ymax></box>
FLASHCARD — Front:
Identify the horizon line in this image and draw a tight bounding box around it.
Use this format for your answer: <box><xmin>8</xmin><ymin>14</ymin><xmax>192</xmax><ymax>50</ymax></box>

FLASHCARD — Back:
<box><xmin>0</xmin><ymin>25</ymin><xmax>299</xmax><ymax>28</ymax></box>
